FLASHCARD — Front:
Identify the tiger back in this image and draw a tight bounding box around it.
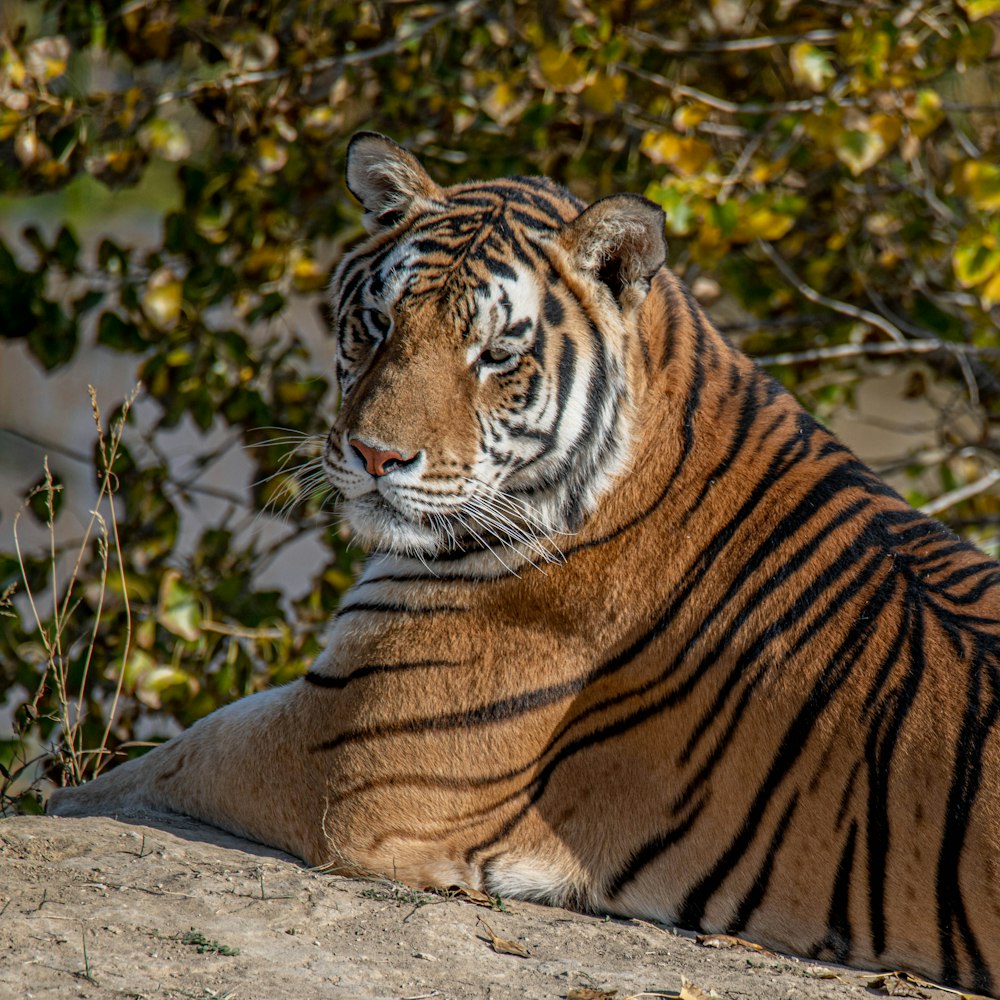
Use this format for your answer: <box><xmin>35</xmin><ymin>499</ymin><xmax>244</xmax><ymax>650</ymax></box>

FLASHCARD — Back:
<box><xmin>48</xmin><ymin>133</ymin><xmax>1000</xmax><ymax>996</ymax></box>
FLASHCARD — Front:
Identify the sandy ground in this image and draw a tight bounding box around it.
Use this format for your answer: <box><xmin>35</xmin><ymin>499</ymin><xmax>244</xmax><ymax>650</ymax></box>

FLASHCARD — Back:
<box><xmin>0</xmin><ymin>813</ymin><xmax>979</xmax><ymax>1000</ymax></box>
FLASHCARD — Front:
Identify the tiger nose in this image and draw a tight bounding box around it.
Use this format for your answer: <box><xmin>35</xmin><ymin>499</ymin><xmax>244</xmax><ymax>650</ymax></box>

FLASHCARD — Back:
<box><xmin>349</xmin><ymin>438</ymin><xmax>419</xmax><ymax>477</ymax></box>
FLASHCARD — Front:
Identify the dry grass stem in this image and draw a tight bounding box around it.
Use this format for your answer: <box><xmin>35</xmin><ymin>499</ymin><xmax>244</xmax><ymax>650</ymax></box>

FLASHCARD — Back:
<box><xmin>11</xmin><ymin>384</ymin><xmax>141</xmax><ymax>790</ymax></box>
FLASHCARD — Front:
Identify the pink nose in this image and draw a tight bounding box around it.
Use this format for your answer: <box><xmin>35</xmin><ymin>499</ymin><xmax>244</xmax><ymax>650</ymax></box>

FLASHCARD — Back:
<box><xmin>349</xmin><ymin>438</ymin><xmax>417</xmax><ymax>477</ymax></box>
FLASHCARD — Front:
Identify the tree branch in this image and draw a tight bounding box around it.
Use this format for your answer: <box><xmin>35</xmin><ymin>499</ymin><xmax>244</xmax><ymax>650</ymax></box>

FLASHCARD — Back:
<box><xmin>625</xmin><ymin>27</ymin><xmax>840</xmax><ymax>54</ymax></box>
<box><xmin>754</xmin><ymin>341</ymin><xmax>1000</xmax><ymax>367</ymax></box>
<box><xmin>155</xmin><ymin>0</ymin><xmax>483</xmax><ymax>106</ymax></box>
<box><xmin>621</xmin><ymin>64</ymin><xmax>829</xmax><ymax>115</ymax></box>
<box><xmin>757</xmin><ymin>240</ymin><xmax>911</xmax><ymax>344</ymax></box>
<box><xmin>921</xmin><ymin>470</ymin><xmax>1000</xmax><ymax>518</ymax></box>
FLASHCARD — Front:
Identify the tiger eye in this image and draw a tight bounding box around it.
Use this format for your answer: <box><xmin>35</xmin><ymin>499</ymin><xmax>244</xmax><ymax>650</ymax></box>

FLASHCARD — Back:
<box><xmin>484</xmin><ymin>347</ymin><xmax>514</xmax><ymax>365</ymax></box>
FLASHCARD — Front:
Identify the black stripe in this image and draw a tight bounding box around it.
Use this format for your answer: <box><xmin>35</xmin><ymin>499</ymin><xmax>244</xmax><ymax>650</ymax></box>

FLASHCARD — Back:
<box><xmin>681</xmin><ymin>363</ymin><xmax>757</xmax><ymax>522</ymax></box>
<box><xmin>814</xmin><ymin>819</ymin><xmax>858</xmax><ymax>963</ymax></box>
<box><xmin>311</xmin><ymin>675</ymin><xmax>582</xmax><ymax>754</ymax></box>
<box><xmin>335</xmin><ymin>601</ymin><xmax>468</xmax><ymax>617</ymax></box>
<box><xmin>729</xmin><ymin>792</ymin><xmax>800</xmax><ymax>930</ymax></box>
<box><xmin>304</xmin><ymin>659</ymin><xmax>462</xmax><ymax>690</ymax></box>
<box><xmin>606</xmin><ymin>796</ymin><xmax>707</xmax><ymax>898</ymax></box>
<box><xmin>677</xmin><ymin>496</ymin><xmax>877</xmax><ymax>769</ymax></box>
<box><xmin>936</xmin><ymin>640</ymin><xmax>999</xmax><ymax>992</ymax></box>
<box><xmin>861</xmin><ymin>573</ymin><xmax>935</xmax><ymax>958</ymax></box>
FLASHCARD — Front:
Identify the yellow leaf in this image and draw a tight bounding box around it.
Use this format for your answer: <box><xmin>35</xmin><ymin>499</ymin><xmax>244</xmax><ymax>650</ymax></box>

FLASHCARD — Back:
<box><xmin>158</xmin><ymin>569</ymin><xmax>202</xmax><ymax>642</ymax></box>
<box><xmin>640</xmin><ymin>131</ymin><xmax>713</xmax><ymax>175</ymax></box>
<box><xmin>582</xmin><ymin>71</ymin><xmax>625</xmax><ymax>114</ymax></box>
<box><xmin>482</xmin><ymin>82</ymin><xmax>529</xmax><ymax>126</ymax></box>
<box><xmin>14</xmin><ymin>128</ymin><xmax>50</xmax><ymax>167</ymax></box>
<box><xmin>292</xmin><ymin>256</ymin><xmax>326</xmax><ymax>293</ymax></box>
<box><xmin>961</xmin><ymin>161</ymin><xmax>1000</xmax><ymax>212</ymax></box>
<box><xmin>696</xmin><ymin>932</ymin><xmax>777</xmax><ymax>956</ymax></box>
<box><xmin>136</xmin><ymin>666</ymin><xmax>196</xmax><ymax>710</ymax></box>
<box><xmin>244</xmin><ymin>245</ymin><xmax>285</xmax><ymax>278</ymax></box>
<box><xmin>954</xmin><ymin>236</ymin><xmax>1000</xmax><ymax>288</ymax></box>
<box><xmin>789</xmin><ymin>41</ymin><xmax>835</xmax><ymax>92</ymax></box>
<box><xmin>323</xmin><ymin>567</ymin><xmax>354</xmax><ymax>592</ymax></box>
<box><xmin>680</xmin><ymin>979</ymin><xmax>715</xmax><ymax>1000</ymax></box>
<box><xmin>122</xmin><ymin>647</ymin><xmax>156</xmax><ymax>690</ymax></box>
<box><xmin>138</xmin><ymin>118</ymin><xmax>191</xmax><ymax>162</ymax></box>
<box><xmin>749</xmin><ymin>157</ymin><xmax>787</xmax><ymax>184</ymax></box>
<box><xmin>902</xmin><ymin>88</ymin><xmax>943</xmax><ymax>138</ymax></box>
<box><xmin>36</xmin><ymin>159</ymin><xmax>69</xmax><ymax>183</ymax></box>
<box><xmin>957</xmin><ymin>0</ymin><xmax>1000</xmax><ymax>20</ymax></box>
<box><xmin>537</xmin><ymin>45</ymin><xmax>585</xmax><ymax>91</ymax></box>
<box><xmin>257</xmin><ymin>137</ymin><xmax>287</xmax><ymax>174</ymax></box>
<box><xmin>5</xmin><ymin>53</ymin><xmax>26</xmax><ymax>87</ymax></box>
<box><xmin>734</xmin><ymin>206</ymin><xmax>795</xmax><ymax>241</ymax></box>
<box><xmin>833</xmin><ymin>114</ymin><xmax>899</xmax><ymax>175</ymax></box>
<box><xmin>24</xmin><ymin>36</ymin><xmax>70</xmax><ymax>83</ymax></box>
<box><xmin>672</xmin><ymin>104</ymin><xmax>708</xmax><ymax>131</ymax></box>
<box><xmin>980</xmin><ymin>267</ymin><xmax>1000</xmax><ymax>307</ymax></box>
<box><xmin>302</xmin><ymin>106</ymin><xmax>338</xmax><ymax>140</ymax></box>
<box><xmin>142</xmin><ymin>269</ymin><xmax>183</xmax><ymax>330</ymax></box>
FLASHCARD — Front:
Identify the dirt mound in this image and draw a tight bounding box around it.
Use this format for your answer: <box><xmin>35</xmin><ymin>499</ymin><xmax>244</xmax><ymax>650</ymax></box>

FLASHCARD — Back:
<box><xmin>0</xmin><ymin>813</ymin><xmax>957</xmax><ymax>999</ymax></box>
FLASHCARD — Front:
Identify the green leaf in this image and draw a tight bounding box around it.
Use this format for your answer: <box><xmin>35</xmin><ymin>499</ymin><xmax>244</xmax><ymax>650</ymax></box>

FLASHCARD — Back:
<box><xmin>157</xmin><ymin>569</ymin><xmax>202</xmax><ymax>642</ymax></box>
<box><xmin>26</xmin><ymin>303</ymin><xmax>77</xmax><ymax>369</ymax></box>
<box><xmin>832</xmin><ymin>115</ymin><xmax>899</xmax><ymax>176</ymax></box>
<box><xmin>645</xmin><ymin>181</ymin><xmax>695</xmax><ymax>236</ymax></box>
<box><xmin>97</xmin><ymin>311</ymin><xmax>146</xmax><ymax>352</ymax></box>
<box><xmin>52</xmin><ymin>226</ymin><xmax>80</xmax><ymax>272</ymax></box>
<box><xmin>789</xmin><ymin>42</ymin><xmax>835</xmax><ymax>92</ymax></box>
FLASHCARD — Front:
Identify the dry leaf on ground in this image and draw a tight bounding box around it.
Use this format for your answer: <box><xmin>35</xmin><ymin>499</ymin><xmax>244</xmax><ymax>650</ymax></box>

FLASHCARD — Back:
<box><xmin>448</xmin><ymin>886</ymin><xmax>507</xmax><ymax>910</ymax></box>
<box><xmin>696</xmin><ymin>933</ymin><xmax>777</xmax><ymax>957</ymax></box>
<box><xmin>620</xmin><ymin>982</ymin><xmax>715</xmax><ymax>1000</ymax></box>
<box><xmin>680</xmin><ymin>978</ymin><xmax>716</xmax><ymax>1000</ymax></box>
<box><xmin>865</xmin><ymin>973</ymin><xmax>930</xmax><ymax>998</ymax></box>
<box><xmin>476</xmin><ymin>916</ymin><xmax>530</xmax><ymax>957</ymax></box>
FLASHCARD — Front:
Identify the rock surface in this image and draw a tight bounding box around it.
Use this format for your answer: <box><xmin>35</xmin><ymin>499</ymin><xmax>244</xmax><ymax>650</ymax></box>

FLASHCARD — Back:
<box><xmin>0</xmin><ymin>813</ymin><xmax>966</xmax><ymax>999</ymax></box>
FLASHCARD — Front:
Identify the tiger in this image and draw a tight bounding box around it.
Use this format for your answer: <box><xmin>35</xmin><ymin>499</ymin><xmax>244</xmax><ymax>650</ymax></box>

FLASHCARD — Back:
<box><xmin>48</xmin><ymin>131</ymin><xmax>1000</xmax><ymax>996</ymax></box>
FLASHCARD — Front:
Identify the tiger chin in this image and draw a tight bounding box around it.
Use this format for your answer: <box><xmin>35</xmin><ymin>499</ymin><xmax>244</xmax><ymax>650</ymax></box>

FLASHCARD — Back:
<box><xmin>49</xmin><ymin>132</ymin><xmax>1000</xmax><ymax>996</ymax></box>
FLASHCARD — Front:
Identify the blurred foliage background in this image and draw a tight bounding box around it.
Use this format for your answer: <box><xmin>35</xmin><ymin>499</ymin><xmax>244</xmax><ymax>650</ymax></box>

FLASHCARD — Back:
<box><xmin>1</xmin><ymin>0</ymin><xmax>999</xmax><ymax>808</ymax></box>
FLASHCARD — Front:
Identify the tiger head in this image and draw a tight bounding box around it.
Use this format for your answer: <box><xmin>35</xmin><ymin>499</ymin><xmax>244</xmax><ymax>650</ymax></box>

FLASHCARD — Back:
<box><xmin>324</xmin><ymin>132</ymin><xmax>667</xmax><ymax>562</ymax></box>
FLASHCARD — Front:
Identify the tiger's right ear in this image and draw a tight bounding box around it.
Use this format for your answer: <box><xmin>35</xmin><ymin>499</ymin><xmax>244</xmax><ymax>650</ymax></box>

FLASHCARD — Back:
<box><xmin>346</xmin><ymin>132</ymin><xmax>441</xmax><ymax>229</ymax></box>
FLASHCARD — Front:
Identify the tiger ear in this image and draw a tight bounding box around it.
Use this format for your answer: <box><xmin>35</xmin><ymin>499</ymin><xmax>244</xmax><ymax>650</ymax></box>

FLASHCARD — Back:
<box><xmin>560</xmin><ymin>194</ymin><xmax>667</xmax><ymax>309</ymax></box>
<box><xmin>346</xmin><ymin>132</ymin><xmax>441</xmax><ymax>229</ymax></box>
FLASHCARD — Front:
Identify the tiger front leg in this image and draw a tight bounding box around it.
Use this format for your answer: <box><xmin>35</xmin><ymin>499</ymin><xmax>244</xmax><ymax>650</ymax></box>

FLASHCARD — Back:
<box><xmin>47</xmin><ymin>682</ymin><xmax>334</xmax><ymax>866</ymax></box>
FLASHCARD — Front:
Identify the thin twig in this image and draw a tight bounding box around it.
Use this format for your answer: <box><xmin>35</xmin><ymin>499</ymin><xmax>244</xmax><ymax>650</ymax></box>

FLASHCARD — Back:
<box><xmin>625</xmin><ymin>26</ymin><xmax>841</xmax><ymax>54</ymax></box>
<box><xmin>92</xmin><ymin>386</ymin><xmax>140</xmax><ymax>776</ymax></box>
<box><xmin>758</xmin><ymin>240</ymin><xmax>909</xmax><ymax>345</ymax></box>
<box><xmin>754</xmin><ymin>341</ymin><xmax>1000</xmax><ymax>367</ymax></box>
<box><xmin>921</xmin><ymin>470</ymin><xmax>1000</xmax><ymax>518</ymax></box>
<box><xmin>622</xmin><ymin>64</ymin><xmax>828</xmax><ymax>115</ymax></box>
<box><xmin>1</xmin><ymin>426</ymin><xmax>257</xmax><ymax>510</ymax></box>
